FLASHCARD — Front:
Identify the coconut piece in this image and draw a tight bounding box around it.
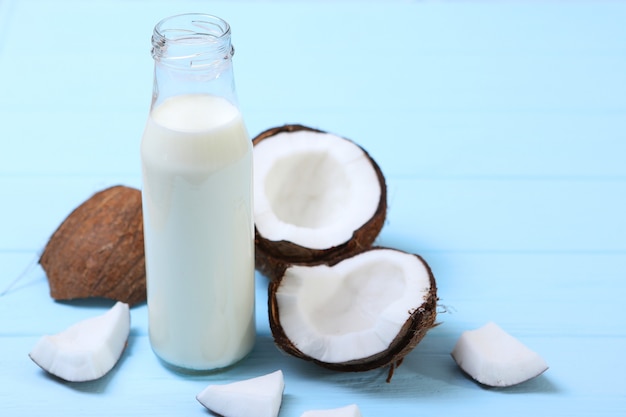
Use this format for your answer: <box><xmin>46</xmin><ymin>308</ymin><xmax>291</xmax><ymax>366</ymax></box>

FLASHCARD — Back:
<box><xmin>39</xmin><ymin>185</ymin><xmax>146</xmax><ymax>306</ymax></box>
<box><xmin>269</xmin><ymin>248</ymin><xmax>437</xmax><ymax>377</ymax></box>
<box><xmin>451</xmin><ymin>322</ymin><xmax>549</xmax><ymax>387</ymax></box>
<box><xmin>29</xmin><ymin>301</ymin><xmax>130</xmax><ymax>382</ymax></box>
<box><xmin>301</xmin><ymin>404</ymin><xmax>362</xmax><ymax>417</ymax></box>
<box><xmin>253</xmin><ymin>125</ymin><xmax>386</xmax><ymax>280</ymax></box>
<box><xmin>196</xmin><ymin>370</ymin><xmax>285</xmax><ymax>417</ymax></box>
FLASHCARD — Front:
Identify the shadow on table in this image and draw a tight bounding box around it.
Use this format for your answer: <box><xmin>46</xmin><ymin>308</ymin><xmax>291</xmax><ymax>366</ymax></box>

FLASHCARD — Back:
<box><xmin>268</xmin><ymin>323</ymin><xmax>561</xmax><ymax>399</ymax></box>
<box><xmin>355</xmin><ymin>328</ymin><xmax>561</xmax><ymax>398</ymax></box>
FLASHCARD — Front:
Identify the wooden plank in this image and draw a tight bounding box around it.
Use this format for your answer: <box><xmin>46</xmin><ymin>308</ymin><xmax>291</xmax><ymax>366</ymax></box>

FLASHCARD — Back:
<box><xmin>1</xmin><ymin>0</ymin><xmax>625</xmax><ymax>416</ymax></box>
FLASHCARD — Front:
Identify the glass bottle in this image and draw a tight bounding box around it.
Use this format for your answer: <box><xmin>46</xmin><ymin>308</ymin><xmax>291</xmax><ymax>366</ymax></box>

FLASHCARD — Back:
<box><xmin>140</xmin><ymin>13</ymin><xmax>255</xmax><ymax>371</ymax></box>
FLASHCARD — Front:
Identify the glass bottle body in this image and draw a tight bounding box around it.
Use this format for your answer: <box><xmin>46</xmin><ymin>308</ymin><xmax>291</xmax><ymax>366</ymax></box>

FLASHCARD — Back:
<box><xmin>140</xmin><ymin>14</ymin><xmax>255</xmax><ymax>371</ymax></box>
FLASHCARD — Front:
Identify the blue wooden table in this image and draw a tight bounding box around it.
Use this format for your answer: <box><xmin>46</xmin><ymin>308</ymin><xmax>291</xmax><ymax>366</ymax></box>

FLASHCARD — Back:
<box><xmin>1</xmin><ymin>0</ymin><xmax>625</xmax><ymax>415</ymax></box>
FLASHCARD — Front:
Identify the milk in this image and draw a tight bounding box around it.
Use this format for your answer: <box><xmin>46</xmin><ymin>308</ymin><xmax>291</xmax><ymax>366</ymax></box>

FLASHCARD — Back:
<box><xmin>141</xmin><ymin>94</ymin><xmax>255</xmax><ymax>370</ymax></box>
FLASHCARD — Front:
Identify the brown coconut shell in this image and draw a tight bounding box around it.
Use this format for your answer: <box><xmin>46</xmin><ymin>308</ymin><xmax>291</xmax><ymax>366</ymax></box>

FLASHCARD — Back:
<box><xmin>39</xmin><ymin>185</ymin><xmax>146</xmax><ymax>306</ymax></box>
<box><xmin>268</xmin><ymin>248</ymin><xmax>438</xmax><ymax>381</ymax></box>
<box><xmin>253</xmin><ymin>124</ymin><xmax>387</xmax><ymax>280</ymax></box>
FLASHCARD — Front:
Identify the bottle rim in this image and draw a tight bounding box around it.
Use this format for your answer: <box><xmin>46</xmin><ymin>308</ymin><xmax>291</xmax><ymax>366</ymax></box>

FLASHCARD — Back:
<box><xmin>152</xmin><ymin>13</ymin><xmax>234</xmax><ymax>66</ymax></box>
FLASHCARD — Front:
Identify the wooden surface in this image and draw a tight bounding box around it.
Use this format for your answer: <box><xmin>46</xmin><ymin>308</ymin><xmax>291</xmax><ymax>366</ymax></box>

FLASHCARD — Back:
<box><xmin>1</xmin><ymin>0</ymin><xmax>625</xmax><ymax>415</ymax></box>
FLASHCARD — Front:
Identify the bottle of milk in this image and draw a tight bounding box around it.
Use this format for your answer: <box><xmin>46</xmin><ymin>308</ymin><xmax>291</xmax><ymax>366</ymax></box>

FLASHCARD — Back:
<box><xmin>140</xmin><ymin>13</ymin><xmax>255</xmax><ymax>371</ymax></box>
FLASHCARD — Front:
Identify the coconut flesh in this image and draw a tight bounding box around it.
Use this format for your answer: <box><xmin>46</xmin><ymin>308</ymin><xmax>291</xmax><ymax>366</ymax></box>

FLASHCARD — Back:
<box><xmin>269</xmin><ymin>248</ymin><xmax>437</xmax><ymax>374</ymax></box>
<box><xmin>196</xmin><ymin>370</ymin><xmax>285</xmax><ymax>417</ymax></box>
<box><xmin>253</xmin><ymin>125</ymin><xmax>387</xmax><ymax>278</ymax></box>
<box><xmin>451</xmin><ymin>322</ymin><xmax>548</xmax><ymax>387</ymax></box>
<box><xmin>254</xmin><ymin>127</ymin><xmax>382</xmax><ymax>250</ymax></box>
<box><xmin>29</xmin><ymin>301</ymin><xmax>130</xmax><ymax>382</ymax></box>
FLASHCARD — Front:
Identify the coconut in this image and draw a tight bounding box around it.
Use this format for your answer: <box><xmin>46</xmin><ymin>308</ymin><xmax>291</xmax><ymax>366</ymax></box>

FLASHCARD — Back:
<box><xmin>196</xmin><ymin>370</ymin><xmax>285</xmax><ymax>417</ymax></box>
<box><xmin>253</xmin><ymin>125</ymin><xmax>387</xmax><ymax>280</ymax></box>
<box><xmin>39</xmin><ymin>185</ymin><xmax>146</xmax><ymax>306</ymax></box>
<box><xmin>255</xmin><ymin>125</ymin><xmax>437</xmax><ymax>379</ymax></box>
<box><xmin>29</xmin><ymin>301</ymin><xmax>130</xmax><ymax>382</ymax></box>
<box><xmin>451</xmin><ymin>322</ymin><xmax>549</xmax><ymax>387</ymax></box>
<box><xmin>268</xmin><ymin>247</ymin><xmax>438</xmax><ymax>380</ymax></box>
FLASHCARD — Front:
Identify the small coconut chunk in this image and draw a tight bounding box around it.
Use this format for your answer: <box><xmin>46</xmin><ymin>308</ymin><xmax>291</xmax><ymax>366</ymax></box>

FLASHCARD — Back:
<box><xmin>254</xmin><ymin>129</ymin><xmax>382</xmax><ymax>250</ymax></box>
<box><xmin>196</xmin><ymin>370</ymin><xmax>285</xmax><ymax>417</ymax></box>
<box><xmin>29</xmin><ymin>301</ymin><xmax>130</xmax><ymax>382</ymax></box>
<box><xmin>451</xmin><ymin>322</ymin><xmax>548</xmax><ymax>387</ymax></box>
<box><xmin>300</xmin><ymin>404</ymin><xmax>362</xmax><ymax>417</ymax></box>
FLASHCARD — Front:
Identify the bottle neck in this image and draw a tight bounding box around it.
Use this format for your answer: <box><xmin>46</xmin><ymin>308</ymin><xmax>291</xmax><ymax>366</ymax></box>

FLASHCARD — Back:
<box><xmin>150</xmin><ymin>14</ymin><xmax>237</xmax><ymax>108</ymax></box>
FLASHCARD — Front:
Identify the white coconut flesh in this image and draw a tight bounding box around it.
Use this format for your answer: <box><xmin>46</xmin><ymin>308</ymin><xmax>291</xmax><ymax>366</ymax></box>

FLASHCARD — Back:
<box><xmin>29</xmin><ymin>301</ymin><xmax>130</xmax><ymax>382</ymax></box>
<box><xmin>254</xmin><ymin>130</ymin><xmax>382</xmax><ymax>250</ymax></box>
<box><xmin>301</xmin><ymin>404</ymin><xmax>363</xmax><ymax>417</ymax></box>
<box><xmin>196</xmin><ymin>370</ymin><xmax>285</xmax><ymax>417</ymax></box>
<box><xmin>451</xmin><ymin>322</ymin><xmax>549</xmax><ymax>387</ymax></box>
<box><xmin>275</xmin><ymin>249</ymin><xmax>432</xmax><ymax>363</ymax></box>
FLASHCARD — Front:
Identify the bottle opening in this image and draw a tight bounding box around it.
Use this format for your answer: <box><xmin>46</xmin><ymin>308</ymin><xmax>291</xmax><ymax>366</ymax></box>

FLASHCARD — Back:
<box><xmin>152</xmin><ymin>13</ymin><xmax>234</xmax><ymax>67</ymax></box>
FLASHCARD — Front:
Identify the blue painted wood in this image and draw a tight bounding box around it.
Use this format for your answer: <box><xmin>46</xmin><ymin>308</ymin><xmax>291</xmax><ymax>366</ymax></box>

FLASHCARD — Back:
<box><xmin>1</xmin><ymin>1</ymin><xmax>625</xmax><ymax>416</ymax></box>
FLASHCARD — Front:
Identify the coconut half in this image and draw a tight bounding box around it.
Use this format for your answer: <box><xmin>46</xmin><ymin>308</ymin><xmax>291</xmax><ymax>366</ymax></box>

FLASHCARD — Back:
<box><xmin>253</xmin><ymin>125</ymin><xmax>386</xmax><ymax>279</ymax></box>
<box><xmin>269</xmin><ymin>248</ymin><xmax>437</xmax><ymax>377</ymax></box>
<box><xmin>29</xmin><ymin>301</ymin><xmax>130</xmax><ymax>382</ymax></box>
<box><xmin>39</xmin><ymin>185</ymin><xmax>146</xmax><ymax>306</ymax></box>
